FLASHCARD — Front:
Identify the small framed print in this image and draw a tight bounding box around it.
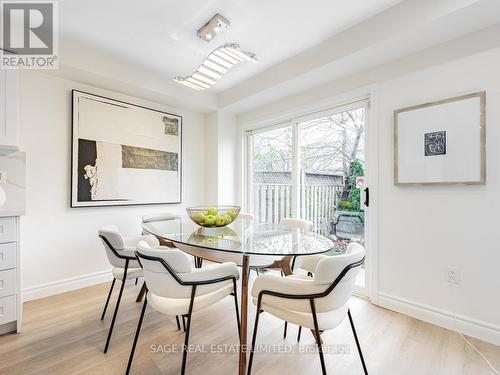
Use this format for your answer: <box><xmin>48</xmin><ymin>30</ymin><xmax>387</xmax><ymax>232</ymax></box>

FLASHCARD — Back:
<box><xmin>394</xmin><ymin>92</ymin><xmax>486</xmax><ymax>185</ymax></box>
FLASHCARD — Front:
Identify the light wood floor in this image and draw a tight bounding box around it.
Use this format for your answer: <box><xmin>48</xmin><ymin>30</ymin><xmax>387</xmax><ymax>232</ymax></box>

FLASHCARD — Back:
<box><xmin>0</xmin><ymin>278</ymin><xmax>499</xmax><ymax>375</ymax></box>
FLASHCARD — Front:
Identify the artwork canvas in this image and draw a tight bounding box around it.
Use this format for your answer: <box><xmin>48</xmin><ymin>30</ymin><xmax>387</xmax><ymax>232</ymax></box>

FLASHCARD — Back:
<box><xmin>424</xmin><ymin>131</ymin><xmax>446</xmax><ymax>156</ymax></box>
<box><xmin>394</xmin><ymin>92</ymin><xmax>485</xmax><ymax>185</ymax></box>
<box><xmin>71</xmin><ymin>90</ymin><xmax>182</xmax><ymax>207</ymax></box>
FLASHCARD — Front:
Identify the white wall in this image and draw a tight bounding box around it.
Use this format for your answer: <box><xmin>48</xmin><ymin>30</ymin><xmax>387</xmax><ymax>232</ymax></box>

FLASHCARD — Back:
<box><xmin>203</xmin><ymin>111</ymin><xmax>239</xmax><ymax>206</ymax></box>
<box><xmin>18</xmin><ymin>71</ymin><xmax>207</xmax><ymax>300</ymax></box>
<box><xmin>235</xmin><ymin>47</ymin><xmax>500</xmax><ymax>345</ymax></box>
<box><xmin>374</xmin><ymin>48</ymin><xmax>500</xmax><ymax>344</ymax></box>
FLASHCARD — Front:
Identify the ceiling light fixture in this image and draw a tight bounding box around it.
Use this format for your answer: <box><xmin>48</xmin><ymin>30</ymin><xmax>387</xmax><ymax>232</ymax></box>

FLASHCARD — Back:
<box><xmin>197</xmin><ymin>14</ymin><xmax>230</xmax><ymax>42</ymax></box>
<box><xmin>174</xmin><ymin>43</ymin><xmax>257</xmax><ymax>90</ymax></box>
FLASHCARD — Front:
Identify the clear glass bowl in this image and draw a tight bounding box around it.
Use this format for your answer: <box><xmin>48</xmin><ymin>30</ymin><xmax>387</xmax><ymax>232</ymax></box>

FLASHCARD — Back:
<box><xmin>186</xmin><ymin>206</ymin><xmax>241</xmax><ymax>228</ymax></box>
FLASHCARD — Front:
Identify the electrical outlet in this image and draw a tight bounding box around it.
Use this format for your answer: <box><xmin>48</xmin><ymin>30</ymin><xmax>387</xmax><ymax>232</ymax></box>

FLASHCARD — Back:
<box><xmin>447</xmin><ymin>267</ymin><xmax>460</xmax><ymax>284</ymax></box>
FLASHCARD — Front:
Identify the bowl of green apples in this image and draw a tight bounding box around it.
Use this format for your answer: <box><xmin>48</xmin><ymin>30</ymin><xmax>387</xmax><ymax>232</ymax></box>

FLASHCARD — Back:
<box><xmin>186</xmin><ymin>206</ymin><xmax>241</xmax><ymax>228</ymax></box>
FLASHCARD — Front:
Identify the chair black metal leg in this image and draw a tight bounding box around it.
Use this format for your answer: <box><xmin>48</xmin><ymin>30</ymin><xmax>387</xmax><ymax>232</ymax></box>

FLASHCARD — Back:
<box><xmin>125</xmin><ymin>293</ymin><xmax>148</xmax><ymax>375</ymax></box>
<box><xmin>182</xmin><ymin>315</ymin><xmax>186</xmax><ymax>332</ymax></box>
<box><xmin>194</xmin><ymin>257</ymin><xmax>204</xmax><ymax>269</ymax></box>
<box><xmin>176</xmin><ymin>315</ymin><xmax>181</xmax><ymax>330</ymax></box>
<box><xmin>280</xmin><ymin>270</ymin><xmax>284</xmax><ymax>277</ymax></box>
<box><xmin>101</xmin><ymin>278</ymin><xmax>116</xmax><ymax>320</ymax></box>
<box><xmin>247</xmin><ymin>301</ymin><xmax>262</xmax><ymax>375</ymax></box>
<box><xmin>232</xmin><ymin>279</ymin><xmax>241</xmax><ymax>337</ymax></box>
<box><xmin>135</xmin><ymin>277</ymin><xmax>138</xmax><ymax>285</ymax></box>
<box><xmin>297</xmin><ymin>325</ymin><xmax>302</xmax><ymax>342</ymax></box>
<box><xmin>348</xmin><ymin>309</ymin><xmax>368</xmax><ymax>375</ymax></box>
<box><xmin>310</xmin><ymin>299</ymin><xmax>327</xmax><ymax>375</ymax></box>
<box><xmin>136</xmin><ymin>282</ymin><xmax>147</xmax><ymax>302</ymax></box>
<box><xmin>181</xmin><ymin>286</ymin><xmax>197</xmax><ymax>375</ymax></box>
<box><xmin>104</xmin><ymin>259</ymin><xmax>129</xmax><ymax>353</ymax></box>
<box><xmin>283</xmin><ymin>321</ymin><xmax>288</xmax><ymax>338</ymax></box>
<box><xmin>291</xmin><ymin>256</ymin><xmax>297</xmax><ymax>271</ymax></box>
<box><xmin>256</xmin><ymin>268</ymin><xmax>259</xmax><ymax>276</ymax></box>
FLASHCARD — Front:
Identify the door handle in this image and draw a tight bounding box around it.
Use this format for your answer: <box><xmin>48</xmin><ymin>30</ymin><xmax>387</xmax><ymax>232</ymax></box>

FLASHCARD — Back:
<box><xmin>364</xmin><ymin>187</ymin><xmax>369</xmax><ymax>207</ymax></box>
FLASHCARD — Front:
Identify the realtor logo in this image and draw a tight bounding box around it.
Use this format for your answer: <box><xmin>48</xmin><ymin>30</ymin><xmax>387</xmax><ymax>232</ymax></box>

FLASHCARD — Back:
<box><xmin>1</xmin><ymin>1</ymin><xmax>59</xmax><ymax>69</ymax></box>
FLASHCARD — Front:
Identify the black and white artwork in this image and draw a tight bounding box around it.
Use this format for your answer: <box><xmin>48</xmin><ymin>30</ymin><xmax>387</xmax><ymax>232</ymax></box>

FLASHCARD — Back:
<box><xmin>71</xmin><ymin>90</ymin><xmax>182</xmax><ymax>207</ymax></box>
<box><xmin>394</xmin><ymin>92</ymin><xmax>485</xmax><ymax>185</ymax></box>
<box><xmin>424</xmin><ymin>131</ymin><xmax>446</xmax><ymax>156</ymax></box>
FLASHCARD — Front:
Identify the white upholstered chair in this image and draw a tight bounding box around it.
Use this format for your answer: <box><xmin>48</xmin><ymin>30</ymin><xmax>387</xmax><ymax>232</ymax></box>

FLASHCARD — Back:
<box><xmin>271</xmin><ymin>218</ymin><xmax>313</xmax><ymax>337</ymax></box>
<box><xmin>300</xmin><ymin>241</ymin><xmax>362</xmax><ymax>275</ymax></box>
<box><xmin>259</xmin><ymin>218</ymin><xmax>313</xmax><ymax>277</ymax></box>
<box><xmin>248</xmin><ymin>244</ymin><xmax>367</xmax><ymax>375</ymax></box>
<box><xmin>238</xmin><ymin>212</ymin><xmax>255</xmax><ymax>220</ymax></box>
<box><xmin>126</xmin><ymin>242</ymin><xmax>240</xmax><ymax>375</ymax></box>
<box><xmin>98</xmin><ymin>225</ymin><xmax>159</xmax><ymax>353</ymax></box>
<box><xmin>279</xmin><ymin>217</ymin><xmax>313</xmax><ymax>232</ymax></box>
<box><xmin>142</xmin><ymin>212</ymin><xmax>182</xmax><ymax>223</ymax></box>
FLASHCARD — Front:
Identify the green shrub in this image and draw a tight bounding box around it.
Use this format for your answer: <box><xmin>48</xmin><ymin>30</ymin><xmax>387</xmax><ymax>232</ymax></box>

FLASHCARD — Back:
<box><xmin>337</xmin><ymin>159</ymin><xmax>364</xmax><ymax>212</ymax></box>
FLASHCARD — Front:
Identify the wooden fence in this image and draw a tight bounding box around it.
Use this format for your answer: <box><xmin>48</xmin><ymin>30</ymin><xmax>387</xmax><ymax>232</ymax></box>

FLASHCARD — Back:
<box><xmin>252</xmin><ymin>183</ymin><xmax>340</xmax><ymax>235</ymax></box>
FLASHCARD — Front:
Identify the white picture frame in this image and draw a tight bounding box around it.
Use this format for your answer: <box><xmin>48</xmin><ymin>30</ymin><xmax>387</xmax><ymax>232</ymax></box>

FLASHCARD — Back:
<box><xmin>71</xmin><ymin>90</ymin><xmax>182</xmax><ymax>207</ymax></box>
<box><xmin>394</xmin><ymin>92</ymin><xmax>486</xmax><ymax>185</ymax></box>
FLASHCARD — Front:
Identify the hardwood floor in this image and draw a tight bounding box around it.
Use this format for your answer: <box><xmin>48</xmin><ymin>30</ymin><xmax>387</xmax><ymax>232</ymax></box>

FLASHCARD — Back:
<box><xmin>0</xmin><ymin>278</ymin><xmax>499</xmax><ymax>375</ymax></box>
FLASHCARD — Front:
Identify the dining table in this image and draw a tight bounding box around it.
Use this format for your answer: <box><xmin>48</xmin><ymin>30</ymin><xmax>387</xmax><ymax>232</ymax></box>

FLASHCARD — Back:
<box><xmin>141</xmin><ymin>216</ymin><xmax>335</xmax><ymax>375</ymax></box>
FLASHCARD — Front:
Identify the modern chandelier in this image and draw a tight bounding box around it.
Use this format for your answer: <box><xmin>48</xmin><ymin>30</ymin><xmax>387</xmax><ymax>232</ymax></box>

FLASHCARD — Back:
<box><xmin>174</xmin><ymin>43</ymin><xmax>258</xmax><ymax>90</ymax></box>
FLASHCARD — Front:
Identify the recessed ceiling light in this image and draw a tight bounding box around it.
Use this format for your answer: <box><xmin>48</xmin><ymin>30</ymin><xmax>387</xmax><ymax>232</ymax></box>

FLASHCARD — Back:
<box><xmin>174</xmin><ymin>43</ymin><xmax>257</xmax><ymax>90</ymax></box>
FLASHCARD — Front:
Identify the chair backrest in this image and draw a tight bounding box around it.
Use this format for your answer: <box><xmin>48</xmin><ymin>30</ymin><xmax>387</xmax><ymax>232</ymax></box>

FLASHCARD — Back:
<box><xmin>136</xmin><ymin>242</ymin><xmax>193</xmax><ymax>299</ymax></box>
<box><xmin>99</xmin><ymin>225</ymin><xmax>128</xmax><ymax>268</ymax></box>
<box><xmin>136</xmin><ymin>242</ymin><xmax>228</xmax><ymax>299</ymax></box>
<box><xmin>312</xmin><ymin>244</ymin><xmax>365</xmax><ymax>313</ymax></box>
<box><xmin>238</xmin><ymin>212</ymin><xmax>255</xmax><ymax>221</ymax></box>
<box><xmin>346</xmin><ymin>241</ymin><xmax>363</xmax><ymax>254</ymax></box>
<box><xmin>279</xmin><ymin>218</ymin><xmax>313</xmax><ymax>232</ymax></box>
<box><xmin>142</xmin><ymin>212</ymin><xmax>182</xmax><ymax>223</ymax></box>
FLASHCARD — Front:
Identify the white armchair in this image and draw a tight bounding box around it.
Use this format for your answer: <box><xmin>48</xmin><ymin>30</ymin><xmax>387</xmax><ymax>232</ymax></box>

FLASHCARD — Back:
<box><xmin>98</xmin><ymin>225</ymin><xmax>159</xmax><ymax>353</ymax></box>
<box><xmin>274</xmin><ymin>218</ymin><xmax>313</xmax><ymax>338</ymax></box>
<box><xmin>248</xmin><ymin>244</ymin><xmax>367</xmax><ymax>375</ymax></box>
<box><xmin>126</xmin><ymin>242</ymin><xmax>240</xmax><ymax>375</ymax></box>
<box><xmin>299</xmin><ymin>241</ymin><xmax>363</xmax><ymax>275</ymax></box>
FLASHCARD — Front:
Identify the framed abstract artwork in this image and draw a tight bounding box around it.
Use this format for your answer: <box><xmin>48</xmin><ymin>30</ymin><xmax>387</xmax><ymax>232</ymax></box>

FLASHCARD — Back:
<box><xmin>394</xmin><ymin>91</ymin><xmax>486</xmax><ymax>185</ymax></box>
<box><xmin>71</xmin><ymin>90</ymin><xmax>182</xmax><ymax>207</ymax></box>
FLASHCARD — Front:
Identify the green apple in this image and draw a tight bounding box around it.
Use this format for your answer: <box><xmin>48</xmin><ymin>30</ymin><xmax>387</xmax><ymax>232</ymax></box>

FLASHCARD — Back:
<box><xmin>215</xmin><ymin>214</ymin><xmax>226</xmax><ymax>227</ymax></box>
<box><xmin>224</xmin><ymin>214</ymin><xmax>232</xmax><ymax>225</ymax></box>
<box><xmin>204</xmin><ymin>215</ymin><xmax>216</xmax><ymax>226</ymax></box>
<box><xmin>192</xmin><ymin>212</ymin><xmax>205</xmax><ymax>224</ymax></box>
<box><xmin>207</xmin><ymin>207</ymin><xmax>218</xmax><ymax>216</ymax></box>
<box><xmin>227</xmin><ymin>210</ymin><xmax>237</xmax><ymax>219</ymax></box>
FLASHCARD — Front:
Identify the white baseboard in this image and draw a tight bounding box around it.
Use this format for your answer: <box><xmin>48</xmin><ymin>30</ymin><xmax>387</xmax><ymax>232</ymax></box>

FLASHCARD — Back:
<box><xmin>378</xmin><ymin>292</ymin><xmax>500</xmax><ymax>346</ymax></box>
<box><xmin>22</xmin><ymin>270</ymin><xmax>113</xmax><ymax>302</ymax></box>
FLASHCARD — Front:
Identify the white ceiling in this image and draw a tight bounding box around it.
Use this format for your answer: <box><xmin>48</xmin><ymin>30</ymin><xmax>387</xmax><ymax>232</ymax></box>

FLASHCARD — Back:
<box><xmin>59</xmin><ymin>0</ymin><xmax>403</xmax><ymax>92</ymax></box>
<box><xmin>56</xmin><ymin>0</ymin><xmax>500</xmax><ymax>114</ymax></box>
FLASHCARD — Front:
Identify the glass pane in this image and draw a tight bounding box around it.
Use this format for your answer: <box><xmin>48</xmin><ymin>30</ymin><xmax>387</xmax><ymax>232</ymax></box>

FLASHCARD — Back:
<box><xmin>298</xmin><ymin>107</ymin><xmax>366</xmax><ymax>286</ymax></box>
<box><xmin>252</xmin><ymin>126</ymin><xmax>293</xmax><ymax>224</ymax></box>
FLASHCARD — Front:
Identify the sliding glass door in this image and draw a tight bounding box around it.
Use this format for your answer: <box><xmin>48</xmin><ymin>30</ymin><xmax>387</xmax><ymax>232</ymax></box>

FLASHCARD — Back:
<box><xmin>246</xmin><ymin>101</ymin><xmax>369</xmax><ymax>295</ymax></box>
<box><xmin>250</xmin><ymin>124</ymin><xmax>293</xmax><ymax>224</ymax></box>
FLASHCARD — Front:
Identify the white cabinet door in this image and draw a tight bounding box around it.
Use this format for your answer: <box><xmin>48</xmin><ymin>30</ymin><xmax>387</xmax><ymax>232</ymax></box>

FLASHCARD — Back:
<box><xmin>0</xmin><ymin>71</ymin><xmax>18</xmax><ymax>152</ymax></box>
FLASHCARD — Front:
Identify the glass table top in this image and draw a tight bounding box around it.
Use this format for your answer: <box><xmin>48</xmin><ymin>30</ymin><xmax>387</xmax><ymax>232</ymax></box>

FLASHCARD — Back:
<box><xmin>142</xmin><ymin>217</ymin><xmax>334</xmax><ymax>256</ymax></box>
